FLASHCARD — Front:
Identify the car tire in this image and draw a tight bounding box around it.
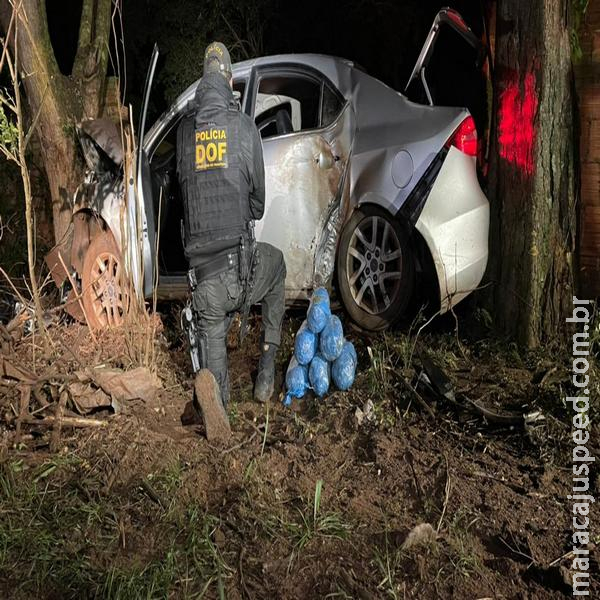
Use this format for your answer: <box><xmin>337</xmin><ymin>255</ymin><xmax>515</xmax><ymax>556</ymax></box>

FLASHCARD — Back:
<box><xmin>81</xmin><ymin>230</ymin><xmax>130</xmax><ymax>330</ymax></box>
<box><xmin>336</xmin><ymin>205</ymin><xmax>414</xmax><ymax>331</ymax></box>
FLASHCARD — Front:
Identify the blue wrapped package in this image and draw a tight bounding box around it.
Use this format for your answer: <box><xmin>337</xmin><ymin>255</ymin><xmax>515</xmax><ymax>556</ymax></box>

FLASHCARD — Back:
<box><xmin>319</xmin><ymin>315</ymin><xmax>344</xmax><ymax>362</ymax></box>
<box><xmin>308</xmin><ymin>353</ymin><xmax>330</xmax><ymax>397</ymax></box>
<box><xmin>294</xmin><ymin>320</ymin><xmax>317</xmax><ymax>365</ymax></box>
<box><xmin>307</xmin><ymin>287</ymin><xmax>331</xmax><ymax>333</ymax></box>
<box><xmin>332</xmin><ymin>341</ymin><xmax>358</xmax><ymax>391</ymax></box>
<box><xmin>285</xmin><ymin>355</ymin><xmax>309</xmax><ymax>404</ymax></box>
<box><xmin>313</xmin><ymin>287</ymin><xmax>330</xmax><ymax>303</ymax></box>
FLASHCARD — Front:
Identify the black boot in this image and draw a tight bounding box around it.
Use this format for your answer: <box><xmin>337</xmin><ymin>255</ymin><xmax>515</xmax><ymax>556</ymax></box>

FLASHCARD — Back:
<box><xmin>254</xmin><ymin>343</ymin><xmax>277</xmax><ymax>403</ymax></box>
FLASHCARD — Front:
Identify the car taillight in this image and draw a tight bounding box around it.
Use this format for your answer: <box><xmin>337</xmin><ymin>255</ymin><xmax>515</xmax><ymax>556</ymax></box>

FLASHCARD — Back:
<box><xmin>447</xmin><ymin>116</ymin><xmax>478</xmax><ymax>157</ymax></box>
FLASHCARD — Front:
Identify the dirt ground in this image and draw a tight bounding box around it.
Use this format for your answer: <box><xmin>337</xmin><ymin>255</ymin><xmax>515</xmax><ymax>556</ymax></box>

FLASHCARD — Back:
<box><xmin>0</xmin><ymin>310</ymin><xmax>598</xmax><ymax>599</ymax></box>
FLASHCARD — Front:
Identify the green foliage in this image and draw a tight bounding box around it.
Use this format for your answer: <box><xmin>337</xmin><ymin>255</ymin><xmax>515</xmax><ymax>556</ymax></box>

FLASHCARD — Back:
<box><xmin>571</xmin><ymin>0</ymin><xmax>590</xmax><ymax>62</ymax></box>
<box><xmin>0</xmin><ymin>99</ymin><xmax>18</xmax><ymax>160</ymax></box>
<box><xmin>126</xmin><ymin>0</ymin><xmax>275</xmax><ymax>108</ymax></box>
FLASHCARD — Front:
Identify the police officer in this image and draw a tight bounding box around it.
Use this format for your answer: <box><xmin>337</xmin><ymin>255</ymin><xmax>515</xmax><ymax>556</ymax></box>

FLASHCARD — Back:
<box><xmin>177</xmin><ymin>41</ymin><xmax>286</xmax><ymax>411</ymax></box>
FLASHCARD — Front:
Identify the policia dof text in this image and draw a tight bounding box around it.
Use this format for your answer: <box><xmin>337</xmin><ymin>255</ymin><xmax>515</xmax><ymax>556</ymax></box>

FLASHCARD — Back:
<box><xmin>177</xmin><ymin>42</ymin><xmax>286</xmax><ymax>411</ymax></box>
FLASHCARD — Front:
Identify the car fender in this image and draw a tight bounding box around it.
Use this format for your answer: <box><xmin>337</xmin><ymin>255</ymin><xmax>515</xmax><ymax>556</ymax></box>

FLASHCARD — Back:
<box><xmin>414</xmin><ymin>146</ymin><xmax>489</xmax><ymax>313</ymax></box>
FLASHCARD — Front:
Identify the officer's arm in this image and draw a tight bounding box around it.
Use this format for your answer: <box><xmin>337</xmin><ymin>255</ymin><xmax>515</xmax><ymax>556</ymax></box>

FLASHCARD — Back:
<box><xmin>248</xmin><ymin>125</ymin><xmax>265</xmax><ymax>220</ymax></box>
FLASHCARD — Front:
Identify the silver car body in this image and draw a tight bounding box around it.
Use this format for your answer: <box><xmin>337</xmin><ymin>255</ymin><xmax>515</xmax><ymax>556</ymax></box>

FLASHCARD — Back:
<box><xmin>139</xmin><ymin>48</ymin><xmax>488</xmax><ymax>312</ymax></box>
<box><xmin>71</xmin><ymin>9</ymin><xmax>488</xmax><ymax>320</ymax></box>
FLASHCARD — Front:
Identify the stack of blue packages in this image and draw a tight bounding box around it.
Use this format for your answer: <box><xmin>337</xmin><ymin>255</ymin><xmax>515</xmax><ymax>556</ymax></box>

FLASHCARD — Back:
<box><xmin>284</xmin><ymin>287</ymin><xmax>358</xmax><ymax>404</ymax></box>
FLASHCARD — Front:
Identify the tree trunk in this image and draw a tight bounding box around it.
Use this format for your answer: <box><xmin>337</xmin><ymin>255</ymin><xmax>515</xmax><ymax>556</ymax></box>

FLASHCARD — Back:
<box><xmin>0</xmin><ymin>0</ymin><xmax>113</xmax><ymax>246</ymax></box>
<box><xmin>488</xmin><ymin>0</ymin><xmax>577</xmax><ymax>347</ymax></box>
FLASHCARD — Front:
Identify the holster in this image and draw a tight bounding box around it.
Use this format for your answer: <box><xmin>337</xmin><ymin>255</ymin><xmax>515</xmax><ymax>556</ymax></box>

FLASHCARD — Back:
<box><xmin>181</xmin><ymin>302</ymin><xmax>208</xmax><ymax>373</ymax></box>
<box><xmin>238</xmin><ymin>224</ymin><xmax>258</xmax><ymax>343</ymax></box>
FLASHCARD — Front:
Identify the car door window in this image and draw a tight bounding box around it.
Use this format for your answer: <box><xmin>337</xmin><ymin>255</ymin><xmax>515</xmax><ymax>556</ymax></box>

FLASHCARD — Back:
<box><xmin>255</xmin><ymin>75</ymin><xmax>321</xmax><ymax>139</ymax></box>
<box><xmin>233</xmin><ymin>79</ymin><xmax>246</xmax><ymax>108</ymax></box>
<box><xmin>321</xmin><ymin>83</ymin><xmax>344</xmax><ymax>128</ymax></box>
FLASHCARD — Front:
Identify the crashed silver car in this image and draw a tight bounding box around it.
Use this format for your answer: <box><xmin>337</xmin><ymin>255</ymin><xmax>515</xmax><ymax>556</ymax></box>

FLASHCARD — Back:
<box><xmin>49</xmin><ymin>9</ymin><xmax>489</xmax><ymax>331</ymax></box>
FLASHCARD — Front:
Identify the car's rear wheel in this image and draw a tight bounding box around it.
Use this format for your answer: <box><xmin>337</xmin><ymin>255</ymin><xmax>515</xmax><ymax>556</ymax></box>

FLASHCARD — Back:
<box><xmin>81</xmin><ymin>231</ymin><xmax>130</xmax><ymax>329</ymax></box>
<box><xmin>336</xmin><ymin>205</ymin><xmax>414</xmax><ymax>331</ymax></box>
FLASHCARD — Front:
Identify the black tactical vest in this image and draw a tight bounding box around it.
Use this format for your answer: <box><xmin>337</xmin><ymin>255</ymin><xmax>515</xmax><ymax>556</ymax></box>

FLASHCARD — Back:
<box><xmin>177</xmin><ymin>78</ymin><xmax>251</xmax><ymax>262</ymax></box>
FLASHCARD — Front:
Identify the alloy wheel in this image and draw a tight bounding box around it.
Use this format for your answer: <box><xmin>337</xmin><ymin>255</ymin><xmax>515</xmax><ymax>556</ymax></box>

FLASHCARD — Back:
<box><xmin>346</xmin><ymin>215</ymin><xmax>404</xmax><ymax>315</ymax></box>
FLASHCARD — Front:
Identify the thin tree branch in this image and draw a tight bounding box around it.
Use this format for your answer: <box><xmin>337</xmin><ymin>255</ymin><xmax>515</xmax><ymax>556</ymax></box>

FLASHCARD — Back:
<box><xmin>222</xmin><ymin>14</ymin><xmax>251</xmax><ymax>59</ymax></box>
<box><xmin>22</xmin><ymin>81</ymin><xmax>49</xmax><ymax>151</ymax></box>
<box><xmin>0</xmin><ymin>0</ymin><xmax>18</xmax><ymax>72</ymax></box>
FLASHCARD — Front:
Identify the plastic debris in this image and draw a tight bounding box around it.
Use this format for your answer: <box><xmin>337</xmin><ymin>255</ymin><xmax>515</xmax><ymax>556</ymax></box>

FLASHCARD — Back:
<box><xmin>294</xmin><ymin>320</ymin><xmax>318</xmax><ymax>365</ymax></box>
<box><xmin>308</xmin><ymin>353</ymin><xmax>330</xmax><ymax>397</ymax></box>
<box><xmin>332</xmin><ymin>340</ymin><xmax>357</xmax><ymax>391</ymax></box>
<box><xmin>307</xmin><ymin>287</ymin><xmax>331</xmax><ymax>333</ymax></box>
<box><xmin>319</xmin><ymin>315</ymin><xmax>344</xmax><ymax>362</ymax></box>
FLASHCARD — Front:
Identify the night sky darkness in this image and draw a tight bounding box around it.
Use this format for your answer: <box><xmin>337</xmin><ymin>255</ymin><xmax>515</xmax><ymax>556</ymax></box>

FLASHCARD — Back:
<box><xmin>44</xmin><ymin>0</ymin><xmax>487</xmax><ymax>127</ymax></box>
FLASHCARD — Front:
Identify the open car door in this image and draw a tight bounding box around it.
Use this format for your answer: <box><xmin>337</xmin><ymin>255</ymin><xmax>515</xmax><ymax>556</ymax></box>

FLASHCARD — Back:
<box><xmin>251</xmin><ymin>67</ymin><xmax>355</xmax><ymax>299</ymax></box>
<box><xmin>133</xmin><ymin>44</ymin><xmax>159</xmax><ymax>299</ymax></box>
<box><xmin>405</xmin><ymin>8</ymin><xmax>483</xmax><ymax>106</ymax></box>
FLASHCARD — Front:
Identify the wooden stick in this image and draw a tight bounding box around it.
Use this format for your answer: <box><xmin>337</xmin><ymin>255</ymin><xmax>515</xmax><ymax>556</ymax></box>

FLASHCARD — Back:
<box><xmin>391</xmin><ymin>368</ymin><xmax>436</xmax><ymax>419</ymax></box>
<box><xmin>140</xmin><ymin>478</ymin><xmax>166</xmax><ymax>509</ymax></box>
<box><xmin>57</xmin><ymin>253</ymin><xmax>96</xmax><ymax>342</ymax></box>
<box><xmin>50</xmin><ymin>389</ymin><xmax>68</xmax><ymax>452</ymax></box>
<box><xmin>17</xmin><ymin>415</ymin><xmax>107</xmax><ymax>428</ymax></box>
<box><xmin>14</xmin><ymin>384</ymin><xmax>30</xmax><ymax>444</ymax></box>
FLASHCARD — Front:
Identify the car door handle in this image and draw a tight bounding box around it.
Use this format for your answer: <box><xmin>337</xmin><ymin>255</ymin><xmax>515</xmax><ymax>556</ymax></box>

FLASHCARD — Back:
<box><xmin>316</xmin><ymin>152</ymin><xmax>339</xmax><ymax>170</ymax></box>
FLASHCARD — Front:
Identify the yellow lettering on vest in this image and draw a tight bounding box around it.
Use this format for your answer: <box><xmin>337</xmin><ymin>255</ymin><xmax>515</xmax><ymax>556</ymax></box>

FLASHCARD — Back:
<box><xmin>218</xmin><ymin>142</ymin><xmax>227</xmax><ymax>162</ymax></box>
<box><xmin>206</xmin><ymin>142</ymin><xmax>217</xmax><ymax>162</ymax></box>
<box><xmin>196</xmin><ymin>144</ymin><xmax>205</xmax><ymax>167</ymax></box>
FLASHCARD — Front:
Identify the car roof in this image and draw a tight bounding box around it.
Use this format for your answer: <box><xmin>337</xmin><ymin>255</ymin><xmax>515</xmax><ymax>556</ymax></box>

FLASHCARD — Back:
<box><xmin>232</xmin><ymin>54</ymin><xmax>358</xmax><ymax>96</ymax></box>
<box><xmin>233</xmin><ymin>53</ymin><xmax>355</xmax><ymax>71</ymax></box>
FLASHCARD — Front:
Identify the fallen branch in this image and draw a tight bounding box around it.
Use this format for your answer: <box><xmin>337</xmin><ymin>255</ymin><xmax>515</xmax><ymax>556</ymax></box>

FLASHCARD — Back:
<box><xmin>140</xmin><ymin>478</ymin><xmax>166</xmax><ymax>509</ymax></box>
<box><xmin>50</xmin><ymin>389</ymin><xmax>68</xmax><ymax>452</ymax></box>
<box><xmin>220</xmin><ymin>431</ymin><xmax>258</xmax><ymax>455</ymax></box>
<box><xmin>16</xmin><ymin>415</ymin><xmax>108</xmax><ymax>428</ymax></box>
<box><xmin>390</xmin><ymin>368</ymin><xmax>436</xmax><ymax>419</ymax></box>
<box><xmin>57</xmin><ymin>252</ymin><xmax>96</xmax><ymax>341</ymax></box>
<box><xmin>14</xmin><ymin>384</ymin><xmax>31</xmax><ymax>443</ymax></box>
<box><xmin>436</xmin><ymin>454</ymin><xmax>451</xmax><ymax>534</ymax></box>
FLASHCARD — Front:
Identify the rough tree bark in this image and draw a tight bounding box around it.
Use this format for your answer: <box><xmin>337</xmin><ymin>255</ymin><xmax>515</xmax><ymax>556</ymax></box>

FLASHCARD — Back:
<box><xmin>488</xmin><ymin>0</ymin><xmax>578</xmax><ymax>347</ymax></box>
<box><xmin>0</xmin><ymin>0</ymin><xmax>113</xmax><ymax>247</ymax></box>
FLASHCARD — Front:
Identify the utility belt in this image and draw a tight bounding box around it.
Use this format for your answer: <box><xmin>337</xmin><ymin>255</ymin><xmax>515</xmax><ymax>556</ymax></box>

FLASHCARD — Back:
<box><xmin>187</xmin><ymin>251</ymin><xmax>239</xmax><ymax>291</ymax></box>
<box><xmin>186</xmin><ymin>229</ymin><xmax>258</xmax><ymax>344</ymax></box>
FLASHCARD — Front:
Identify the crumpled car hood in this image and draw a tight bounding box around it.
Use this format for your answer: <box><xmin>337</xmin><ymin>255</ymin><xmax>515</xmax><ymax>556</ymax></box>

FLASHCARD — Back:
<box><xmin>77</xmin><ymin>118</ymin><xmax>124</xmax><ymax>172</ymax></box>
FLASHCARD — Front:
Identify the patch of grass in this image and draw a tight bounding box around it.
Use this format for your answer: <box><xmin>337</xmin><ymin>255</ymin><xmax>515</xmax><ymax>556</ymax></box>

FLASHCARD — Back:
<box><xmin>373</xmin><ymin>509</ymin><xmax>482</xmax><ymax>597</ymax></box>
<box><xmin>0</xmin><ymin>458</ymin><xmax>120</xmax><ymax>595</ymax></box>
<box><xmin>292</xmin><ymin>479</ymin><xmax>350</xmax><ymax>551</ymax></box>
<box><xmin>227</xmin><ymin>398</ymin><xmax>240</xmax><ymax>425</ymax></box>
<box><xmin>266</xmin><ymin>480</ymin><xmax>351</xmax><ymax>569</ymax></box>
<box><xmin>98</xmin><ymin>508</ymin><xmax>230</xmax><ymax>600</ymax></box>
<box><xmin>0</xmin><ymin>457</ymin><xmax>232</xmax><ymax>599</ymax></box>
<box><xmin>147</xmin><ymin>457</ymin><xmax>184</xmax><ymax>495</ymax></box>
<box><xmin>291</xmin><ymin>410</ymin><xmax>322</xmax><ymax>441</ymax></box>
<box><xmin>374</xmin><ymin>531</ymin><xmax>402</xmax><ymax>600</ymax></box>
<box><xmin>441</xmin><ymin>509</ymin><xmax>482</xmax><ymax>580</ymax></box>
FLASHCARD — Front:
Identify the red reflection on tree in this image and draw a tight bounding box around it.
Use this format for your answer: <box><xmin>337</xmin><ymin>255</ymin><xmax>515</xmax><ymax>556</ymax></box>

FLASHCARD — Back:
<box><xmin>498</xmin><ymin>71</ymin><xmax>538</xmax><ymax>177</ymax></box>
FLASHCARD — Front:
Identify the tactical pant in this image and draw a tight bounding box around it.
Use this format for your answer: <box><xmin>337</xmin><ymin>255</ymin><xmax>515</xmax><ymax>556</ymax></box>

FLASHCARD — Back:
<box><xmin>191</xmin><ymin>242</ymin><xmax>286</xmax><ymax>406</ymax></box>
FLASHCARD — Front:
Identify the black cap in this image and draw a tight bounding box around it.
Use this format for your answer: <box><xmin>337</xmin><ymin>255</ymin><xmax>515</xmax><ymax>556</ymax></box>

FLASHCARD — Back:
<box><xmin>203</xmin><ymin>41</ymin><xmax>232</xmax><ymax>78</ymax></box>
